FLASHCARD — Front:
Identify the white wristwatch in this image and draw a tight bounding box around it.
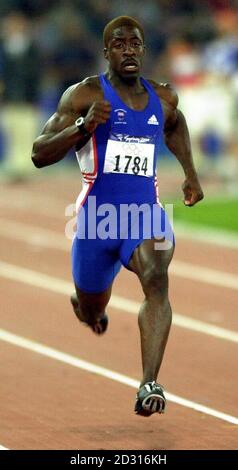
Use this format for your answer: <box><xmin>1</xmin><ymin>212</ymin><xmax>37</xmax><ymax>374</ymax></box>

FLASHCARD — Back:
<box><xmin>75</xmin><ymin>116</ymin><xmax>90</xmax><ymax>136</ymax></box>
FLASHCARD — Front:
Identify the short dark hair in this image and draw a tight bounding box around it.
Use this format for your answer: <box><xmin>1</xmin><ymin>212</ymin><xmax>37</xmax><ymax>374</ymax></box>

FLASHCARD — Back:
<box><xmin>103</xmin><ymin>16</ymin><xmax>144</xmax><ymax>48</ymax></box>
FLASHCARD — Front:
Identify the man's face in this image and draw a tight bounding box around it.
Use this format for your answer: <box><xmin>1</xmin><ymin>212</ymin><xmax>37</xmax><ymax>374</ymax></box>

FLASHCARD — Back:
<box><xmin>104</xmin><ymin>26</ymin><xmax>145</xmax><ymax>79</ymax></box>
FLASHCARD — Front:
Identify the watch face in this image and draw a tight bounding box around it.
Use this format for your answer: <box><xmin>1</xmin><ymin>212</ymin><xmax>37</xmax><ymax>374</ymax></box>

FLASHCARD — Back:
<box><xmin>75</xmin><ymin>116</ymin><xmax>84</xmax><ymax>127</ymax></box>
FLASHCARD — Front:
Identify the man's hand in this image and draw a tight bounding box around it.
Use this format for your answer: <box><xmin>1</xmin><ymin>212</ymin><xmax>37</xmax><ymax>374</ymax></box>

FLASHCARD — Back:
<box><xmin>182</xmin><ymin>176</ymin><xmax>204</xmax><ymax>206</ymax></box>
<box><xmin>84</xmin><ymin>100</ymin><xmax>111</xmax><ymax>133</ymax></box>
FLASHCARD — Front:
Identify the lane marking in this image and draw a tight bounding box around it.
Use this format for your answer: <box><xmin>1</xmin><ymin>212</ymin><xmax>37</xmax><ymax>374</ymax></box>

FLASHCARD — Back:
<box><xmin>0</xmin><ymin>218</ymin><xmax>238</xmax><ymax>291</ymax></box>
<box><xmin>171</xmin><ymin>261</ymin><xmax>238</xmax><ymax>291</ymax></box>
<box><xmin>0</xmin><ymin>445</ymin><xmax>8</xmax><ymax>450</ymax></box>
<box><xmin>175</xmin><ymin>221</ymin><xmax>238</xmax><ymax>250</ymax></box>
<box><xmin>0</xmin><ymin>218</ymin><xmax>69</xmax><ymax>251</ymax></box>
<box><xmin>0</xmin><ymin>191</ymin><xmax>64</xmax><ymax>216</ymax></box>
<box><xmin>0</xmin><ymin>260</ymin><xmax>238</xmax><ymax>344</ymax></box>
<box><xmin>0</xmin><ymin>327</ymin><xmax>237</xmax><ymax>425</ymax></box>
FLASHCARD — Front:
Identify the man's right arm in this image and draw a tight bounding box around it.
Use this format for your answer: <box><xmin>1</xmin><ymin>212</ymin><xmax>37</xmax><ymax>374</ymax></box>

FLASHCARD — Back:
<box><xmin>32</xmin><ymin>81</ymin><xmax>111</xmax><ymax>169</ymax></box>
<box><xmin>31</xmin><ymin>85</ymin><xmax>85</xmax><ymax>168</ymax></box>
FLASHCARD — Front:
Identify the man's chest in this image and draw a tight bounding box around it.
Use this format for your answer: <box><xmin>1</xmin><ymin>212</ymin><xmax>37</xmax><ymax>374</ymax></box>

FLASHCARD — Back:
<box><xmin>115</xmin><ymin>90</ymin><xmax>149</xmax><ymax>111</ymax></box>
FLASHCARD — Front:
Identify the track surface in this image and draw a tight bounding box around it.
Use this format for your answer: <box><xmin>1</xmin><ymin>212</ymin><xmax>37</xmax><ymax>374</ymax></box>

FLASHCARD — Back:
<box><xmin>0</xmin><ymin>174</ymin><xmax>238</xmax><ymax>450</ymax></box>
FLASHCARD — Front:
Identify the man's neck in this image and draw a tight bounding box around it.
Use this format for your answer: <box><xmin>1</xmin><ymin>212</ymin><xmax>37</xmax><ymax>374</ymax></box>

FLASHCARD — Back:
<box><xmin>106</xmin><ymin>69</ymin><xmax>143</xmax><ymax>93</ymax></box>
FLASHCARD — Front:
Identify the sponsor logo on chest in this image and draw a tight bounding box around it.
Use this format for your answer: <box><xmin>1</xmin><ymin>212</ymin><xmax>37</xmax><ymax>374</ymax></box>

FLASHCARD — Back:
<box><xmin>113</xmin><ymin>110</ymin><xmax>159</xmax><ymax>127</ymax></box>
<box><xmin>147</xmin><ymin>114</ymin><xmax>159</xmax><ymax>125</ymax></box>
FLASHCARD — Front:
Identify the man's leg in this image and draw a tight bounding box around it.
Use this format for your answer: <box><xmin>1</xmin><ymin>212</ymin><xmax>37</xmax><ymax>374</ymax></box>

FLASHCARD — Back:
<box><xmin>71</xmin><ymin>284</ymin><xmax>112</xmax><ymax>335</ymax></box>
<box><xmin>128</xmin><ymin>238</ymin><xmax>174</xmax><ymax>413</ymax></box>
<box><xmin>71</xmin><ymin>233</ymin><xmax>121</xmax><ymax>335</ymax></box>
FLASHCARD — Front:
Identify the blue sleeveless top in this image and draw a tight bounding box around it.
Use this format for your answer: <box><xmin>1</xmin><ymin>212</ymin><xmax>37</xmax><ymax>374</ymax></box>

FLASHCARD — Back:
<box><xmin>75</xmin><ymin>73</ymin><xmax>164</xmax><ymax>210</ymax></box>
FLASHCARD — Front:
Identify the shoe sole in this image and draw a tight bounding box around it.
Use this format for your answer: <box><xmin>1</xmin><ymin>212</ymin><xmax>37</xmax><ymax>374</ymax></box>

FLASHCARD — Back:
<box><xmin>142</xmin><ymin>393</ymin><xmax>166</xmax><ymax>414</ymax></box>
<box><xmin>135</xmin><ymin>393</ymin><xmax>166</xmax><ymax>416</ymax></box>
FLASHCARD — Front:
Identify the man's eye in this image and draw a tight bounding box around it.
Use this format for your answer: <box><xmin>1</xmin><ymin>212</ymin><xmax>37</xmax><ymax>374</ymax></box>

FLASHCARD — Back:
<box><xmin>114</xmin><ymin>43</ymin><xmax>123</xmax><ymax>49</ymax></box>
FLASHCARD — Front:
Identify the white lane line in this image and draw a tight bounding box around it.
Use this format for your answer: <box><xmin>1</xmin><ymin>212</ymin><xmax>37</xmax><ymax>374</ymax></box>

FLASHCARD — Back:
<box><xmin>175</xmin><ymin>221</ymin><xmax>238</xmax><ymax>250</ymax></box>
<box><xmin>0</xmin><ymin>260</ymin><xmax>238</xmax><ymax>344</ymax></box>
<box><xmin>0</xmin><ymin>219</ymin><xmax>70</xmax><ymax>251</ymax></box>
<box><xmin>111</xmin><ymin>294</ymin><xmax>238</xmax><ymax>344</ymax></box>
<box><xmin>0</xmin><ymin>327</ymin><xmax>237</xmax><ymax>426</ymax></box>
<box><xmin>0</xmin><ymin>218</ymin><xmax>238</xmax><ymax>291</ymax></box>
<box><xmin>0</xmin><ymin>445</ymin><xmax>9</xmax><ymax>450</ymax></box>
<box><xmin>171</xmin><ymin>261</ymin><xmax>238</xmax><ymax>291</ymax></box>
<box><xmin>0</xmin><ymin>191</ymin><xmax>64</xmax><ymax>216</ymax></box>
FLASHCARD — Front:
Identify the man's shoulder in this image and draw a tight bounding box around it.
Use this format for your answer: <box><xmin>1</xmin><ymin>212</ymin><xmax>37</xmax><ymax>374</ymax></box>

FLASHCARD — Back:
<box><xmin>64</xmin><ymin>75</ymin><xmax>102</xmax><ymax>98</ymax></box>
<box><xmin>147</xmin><ymin>79</ymin><xmax>178</xmax><ymax>109</ymax></box>
<box><xmin>59</xmin><ymin>75</ymin><xmax>103</xmax><ymax>111</ymax></box>
<box><xmin>79</xmin><ymin>75</ymin><xmax>102</xmax><ymax>90</ymax></box>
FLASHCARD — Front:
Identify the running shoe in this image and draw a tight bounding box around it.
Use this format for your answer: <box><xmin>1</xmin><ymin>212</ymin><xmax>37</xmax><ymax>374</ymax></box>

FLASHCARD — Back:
<box><xmin>134</xmin><ymin>381</ymin><xmax>166</xmax><ymax>416</ymax></box>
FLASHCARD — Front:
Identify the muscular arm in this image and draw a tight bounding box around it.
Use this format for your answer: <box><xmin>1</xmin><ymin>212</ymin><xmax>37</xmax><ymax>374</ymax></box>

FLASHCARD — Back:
<box><xmin>165</xmin><ymin>108</ymin><xmax>197</xmax><ymax>177</ymax></box>
<box><xmin>31</xmin><ymin>85</ymin><xmax>84</xmax><ymax>168</ymax></box>
<box><xmin>156</xmin><ymin>82</ymin><xmax>204</xmax><ymax>206</ymax></box>
<box><xmin>32</xmin><ymin>79</ymin><xmax>111</xmax><ymax>169</ymax></box>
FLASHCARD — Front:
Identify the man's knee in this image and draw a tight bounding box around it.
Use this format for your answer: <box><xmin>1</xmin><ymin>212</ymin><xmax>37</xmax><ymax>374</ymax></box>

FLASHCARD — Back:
<box><xmin>76</xmin><ymin>289</ymin><xmax>110</xmax><ymax>319</ymax></box>
<box><xmin>78</xmin><ymin>298</ymin><xmax>105</xmax><ymax>317</ymax></box>
<box><xmin>141</xmin><ymin>264</ymin><xmax>169</xmax><ymax>298</ymax></box>
<box><xmin>76</xmin><ymin>283</ymin><xmax>111</xmax><ymax>306</ymax></box>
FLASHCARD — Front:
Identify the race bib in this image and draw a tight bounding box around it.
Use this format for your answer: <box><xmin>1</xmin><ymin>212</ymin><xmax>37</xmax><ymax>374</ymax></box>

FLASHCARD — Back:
<box><xmin>103</xmin><ymin>134</ymin><xmax>154</xmax><ymax>177</ymax></box>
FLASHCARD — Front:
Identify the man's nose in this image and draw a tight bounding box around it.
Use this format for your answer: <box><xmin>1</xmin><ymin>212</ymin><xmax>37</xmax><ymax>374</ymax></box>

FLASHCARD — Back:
<box><xmin>123</xmin><ymin>44</ymin><xmax>135</xmax><ymax>54</ymax></box>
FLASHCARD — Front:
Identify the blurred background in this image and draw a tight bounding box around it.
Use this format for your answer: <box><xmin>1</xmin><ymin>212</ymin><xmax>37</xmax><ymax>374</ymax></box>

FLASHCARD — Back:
<box><xmin>0</xmin><ymin>0</ymin><xmax>238</xmax><ymax>234</ymax></box>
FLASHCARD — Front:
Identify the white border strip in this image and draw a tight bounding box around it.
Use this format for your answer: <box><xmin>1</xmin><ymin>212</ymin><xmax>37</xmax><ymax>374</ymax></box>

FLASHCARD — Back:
<box><xmin>0</xmin><ymin>445</ymin><xmax>9</xmax><ymax>450</ymax></box>
<box><xmin>0</xmin><ymin>327</ymin><xmax>237</xmax><ymax>426</ymax></box>
<box><xmin>0</xmin><ymin>261</ymin><xmax>238</xmax><ymax>344</ymax></box>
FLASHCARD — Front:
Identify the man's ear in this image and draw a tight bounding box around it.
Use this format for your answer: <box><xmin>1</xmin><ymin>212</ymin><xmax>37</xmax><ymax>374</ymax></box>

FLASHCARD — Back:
<box><xmin>104</xmin><ymin>48</ymin><xmax>109</xmax><ymax>60</ymax></box>
<box><xmin>143</xmin><ymin>45</ymin><xmax>146</xmax><ymax>56</ymax></box>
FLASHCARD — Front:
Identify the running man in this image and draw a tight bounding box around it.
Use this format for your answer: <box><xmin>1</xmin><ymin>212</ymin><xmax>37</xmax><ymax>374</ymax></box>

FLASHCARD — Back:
<box><xmin>31</xmin><ymin>16</ymin><xmax>204</xmax><ymax>416</ymax></box>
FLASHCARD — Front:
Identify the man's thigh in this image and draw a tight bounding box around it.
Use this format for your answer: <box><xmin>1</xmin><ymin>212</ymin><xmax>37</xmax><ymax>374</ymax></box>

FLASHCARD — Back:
<box><xmin>71</xmin><ymin>236</ymin><xmax>121</xmax><ymax>294</ymax></box>
<box><xmin>128</xmin><ymin>238</ymin><xmax>174</xmax><ymax>279</ymax></box>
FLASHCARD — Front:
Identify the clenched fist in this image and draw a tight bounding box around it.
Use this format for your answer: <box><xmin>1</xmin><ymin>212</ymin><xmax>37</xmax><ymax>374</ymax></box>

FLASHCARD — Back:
<box><xmin>84</xmin><ymin>100</ymin><xmax>111</xmax><ymax>133</ymax></box>
<box><xmin>182</xmin><ymin>176</ymin><xmax>204</xmax><ymax>206</ymax></box>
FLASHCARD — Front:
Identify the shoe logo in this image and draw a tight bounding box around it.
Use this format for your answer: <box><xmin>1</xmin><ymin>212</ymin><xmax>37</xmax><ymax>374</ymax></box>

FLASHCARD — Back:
<box><xmin>147</xmin><ymin>114</ymin><xmax>159</xmax><ymax>125</ymax></box>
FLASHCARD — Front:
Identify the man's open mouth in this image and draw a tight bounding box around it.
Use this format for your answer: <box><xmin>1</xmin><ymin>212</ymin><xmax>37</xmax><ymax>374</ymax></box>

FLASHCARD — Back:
<box><xmin>122</xmin><ymin>60</ymin><xmax>139</xmax><ymax>71</ymax></box>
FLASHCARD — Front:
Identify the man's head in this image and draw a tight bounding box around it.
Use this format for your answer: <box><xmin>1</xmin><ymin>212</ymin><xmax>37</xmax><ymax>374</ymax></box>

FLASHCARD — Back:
<box><xmin>103</xmin><ymin>16</ymin><xmax>145</xmax><ymax>80</ymax></box>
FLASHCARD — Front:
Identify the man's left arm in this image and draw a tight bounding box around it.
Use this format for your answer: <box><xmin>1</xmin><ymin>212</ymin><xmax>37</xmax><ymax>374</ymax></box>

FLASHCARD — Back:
<box><xmin>164</xmin><ymin>106</ymin><xmax>204</xmax><ymax>206</ymax></box>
